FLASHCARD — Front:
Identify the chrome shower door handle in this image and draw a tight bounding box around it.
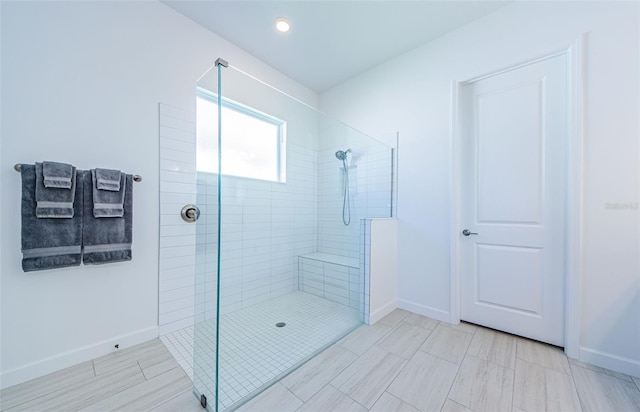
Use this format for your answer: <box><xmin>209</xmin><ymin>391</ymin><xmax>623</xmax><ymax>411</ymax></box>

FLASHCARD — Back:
<box><xmin>181</xmin><ymin>204</ymin><xmax>200</xmax><ymax>223</ymax></box>
<box><xmin>462</xmin><ymin>229</ymin><xmax>478</xmax><ymax>236</ymax></box>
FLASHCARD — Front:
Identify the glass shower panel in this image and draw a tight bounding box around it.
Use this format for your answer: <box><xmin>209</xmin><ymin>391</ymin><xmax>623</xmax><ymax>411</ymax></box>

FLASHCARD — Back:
<box><xmin>192</xmin><ymin>62</ymin><xmax>393</xmax><ymax>411</ymax></box>
<box><xmin>192</xmin><ymin>62</ymin><xmax>222</xmax><ymax>410</ymax></box>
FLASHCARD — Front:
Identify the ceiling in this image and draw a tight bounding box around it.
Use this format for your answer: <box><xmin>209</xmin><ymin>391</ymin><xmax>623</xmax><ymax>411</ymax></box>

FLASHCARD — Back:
<box><xmin>162</xmin><ymin>1</ymin><xmax>510</xmax><ymax>93</ymax></box>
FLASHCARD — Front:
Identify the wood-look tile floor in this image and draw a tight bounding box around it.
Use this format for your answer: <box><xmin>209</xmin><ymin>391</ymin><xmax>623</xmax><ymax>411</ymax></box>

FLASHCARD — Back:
<box><xmin>2</xmin><ymin>310</ymin><xmax>640</xmax><ymax>411</ymax></box>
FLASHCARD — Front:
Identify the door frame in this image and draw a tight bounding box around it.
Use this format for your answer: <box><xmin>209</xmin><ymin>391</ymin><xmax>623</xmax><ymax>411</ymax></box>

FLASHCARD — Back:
<box><xmin>449</xmin><ymin>36</ymin><xmax>585</xmax><ymax>358</ymax></box>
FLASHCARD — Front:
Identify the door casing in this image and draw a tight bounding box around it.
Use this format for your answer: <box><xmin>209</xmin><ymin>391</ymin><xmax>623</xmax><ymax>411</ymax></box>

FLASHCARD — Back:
<box><xmin>450</xmin><ymin>36</ymin><xmax>584</xmax><ymax>358</ymax></box>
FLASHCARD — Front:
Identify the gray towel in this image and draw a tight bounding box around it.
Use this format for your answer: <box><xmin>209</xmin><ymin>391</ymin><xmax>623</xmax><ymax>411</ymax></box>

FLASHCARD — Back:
<box><xmin>21</xmin><ymin>164</ymin><xmax>83</xmax><ymax>271</ymax></box>
<box><xmin>82</xmin><ymin>170</ymin><xmax>133</xmax><ymax>264</ymax></box>
<box><xmin>35</xmin><ymin>162</ymin><xmax>77</xmax><ymax>218</ymax></box>
<box><xmin>43</xmin><ymin>161</ymin><xmax>74</xmax><ymax>188</ymax></box>
<box><xmin>95</xmin><ymin>168</ymin><xmax>121</xmax><ymax>191</ymax></box>
<box><xmin>92</xmin><ymin>169</ymin><xmax>125</xmax><ymax>217</ymax></box>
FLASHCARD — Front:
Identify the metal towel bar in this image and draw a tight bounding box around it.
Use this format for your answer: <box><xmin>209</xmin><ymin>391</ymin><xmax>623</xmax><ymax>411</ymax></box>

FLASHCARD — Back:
<box><xmin>14</xmin><ymin>163</ymin><xmax>142</xmax><ymax>182</ymax></box>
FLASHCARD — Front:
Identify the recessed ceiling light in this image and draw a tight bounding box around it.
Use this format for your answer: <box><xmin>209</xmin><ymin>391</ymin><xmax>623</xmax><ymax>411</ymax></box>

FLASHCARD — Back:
<box><xmin>275</xmin><ymin>18</ymin><xmax>290</xmax><ymax>33</ymax></box>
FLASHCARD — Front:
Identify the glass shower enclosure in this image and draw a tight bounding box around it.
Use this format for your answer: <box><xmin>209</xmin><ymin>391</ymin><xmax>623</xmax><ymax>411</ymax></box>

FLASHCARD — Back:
<box><xmin>192</xmin><ymin>60</ymin><xmax>394</xmax><ymax>411</ymax></box>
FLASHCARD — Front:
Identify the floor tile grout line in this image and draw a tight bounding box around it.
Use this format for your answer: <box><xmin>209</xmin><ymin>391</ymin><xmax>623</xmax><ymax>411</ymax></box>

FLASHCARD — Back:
<box><xmin>349</xmin><ymin>391</ymin><xmax>370</xmax><ymax>411</ymax></box>
<box><xmin>366</xmin><ymin>388</ymin><xmax>388</xmax><ymax>410</ymax></box>
<box><xmin>442</xmin><ymin>343</ymin><xmax>472</xmax><ymax>410</ymax></box>
<box><xmin>281</xmin><ymin>383</ymin><xmax>305</xmax><ymax>406</ymax></box>
<box><xmin>292</xmin><ymin>382</ymin><xmax>330</xmax><ymax>412</ymax></box>
<box><xmin>439</xmin><ymin>321</ymin><xmax>478</xmax><ymax>336</ymax></box>
<box><xmin>138</xmin><ymin>361</ymin><xmax>148</xmax><ymax>380</ymax></box>
<box><xmin>371</xmin><ymin>325</ymin><xmax>395</xmax><ymax>347</ymax></box>
<box><xmin>412</xmin><ymin>326</ymin><xmax>436</xmax><ymax>355</ymax></box>
<box><xmin>514</xmin><ymin>353</ymin><xmax>571</xmax><ymax>376</ymax></box>
<box><xmin>377</xmin><ymin>357</ymin><xmax>423</xmax><ymax>411</ymax></box>
<box><xmin>0</xmin><ymin>375</ymin><xmax>73</xmax><ymax>411</ymax></box>
<box><xmin>415</xmin><ymin>347</ymin><xmax>464</xmax><ymax>368</ymax></box>
<box><xmin>464</xmin><ymin>352</ymin><xmax>517</xmax><ymax>373</ymax></box>
<box><xmin>567</xmin><ymin>361</ymin><xmax>587</xmax><ymax>412</ymax></box>
<box><xmin>444</xmin><ymin>398</ymin><xmax>470</xmax><ymax>412</ymax></box>
<box><xmin>385</xmin><ymin>357</ymin><xmax>410</xmax><ymax>403</ymax></box>
<box><xmin>327</xmin><ymin>382</ymin><xmax>369</xmax><ymax>411</ymax></box>
<box><xmin>319</xmin><ymin>344</ymin><xmax>362</xmax><ymax>391</ymax></box>
<box><xmin>568</xmin><ymin>358</ymin><xmax>637</xmax><ymax>383</ymax></box>
<box><xmin>28</xmin><ymin>364</ymin><xmax>144</xmax><ymax>411</ymax></box>
<box><xmin>147</xmin><ymin>387</ymin><xmax>194</xmax><ymax>411</ymax></box>
<box><xmin>510</xmin><ymin>340</ymin><xmax>518</xmax><ymax>412</ymax></box>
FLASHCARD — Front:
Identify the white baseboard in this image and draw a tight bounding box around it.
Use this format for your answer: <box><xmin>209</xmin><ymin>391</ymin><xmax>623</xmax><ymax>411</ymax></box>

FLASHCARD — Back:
<box><xmin>397</xmin><ymin>299</ymin><xmax>450</xmax><ymax>323</ymax></box>
<box><xmin>368</xmin><ymin>300</ymin><xmax>397</xmax><ymax>325</ymax></box>
<box><xmin>0</xmin><ymin>326</ymin><xmax>158</xmax><ymax>390</ymax></box>
<box><xmin>579</xmin><ymin>346</ymin><xmax>640</xmax><ymax>378</ymax></box>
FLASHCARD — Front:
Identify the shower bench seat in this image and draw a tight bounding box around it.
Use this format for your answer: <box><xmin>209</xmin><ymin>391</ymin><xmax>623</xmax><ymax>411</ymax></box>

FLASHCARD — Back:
<box><xmin>297</xmin><ymin>252</ymin><xmax>362</xmax><ymax>310</ymax></box>
<box><xmin>297</xmin><ymin>252</ymin><xmax>359</xmax><ymax>269</ymax></box>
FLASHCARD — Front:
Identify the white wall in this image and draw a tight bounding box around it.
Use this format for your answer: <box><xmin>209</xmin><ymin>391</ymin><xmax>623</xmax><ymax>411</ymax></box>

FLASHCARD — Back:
<box><xmin>320</xmin><ymin>1</ymin><xmax>639</xmax><ymax>376</ymax></box>
<box><xmin>0</xmin><ymin>0</ymin><xmax>317</xmax><ymax>388</ymax></box>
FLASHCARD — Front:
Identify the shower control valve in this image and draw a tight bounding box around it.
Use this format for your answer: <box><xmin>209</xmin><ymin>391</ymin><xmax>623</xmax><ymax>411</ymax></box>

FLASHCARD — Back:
<box><xmin>181</xmin><ymin>204</ymin><xmax>200</xmax><ymax>223</ymax></box>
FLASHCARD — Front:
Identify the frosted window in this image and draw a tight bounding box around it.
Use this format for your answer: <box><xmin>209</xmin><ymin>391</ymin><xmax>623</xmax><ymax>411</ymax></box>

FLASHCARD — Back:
<box><xmin>196</xmin><ymin>90</ymin><xmax>285</xmax><ymax>182</ymax></box>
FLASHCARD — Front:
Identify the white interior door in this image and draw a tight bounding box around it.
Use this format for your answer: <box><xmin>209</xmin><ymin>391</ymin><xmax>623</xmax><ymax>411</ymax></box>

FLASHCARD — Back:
<box><xmin>459</xmin><ymin>55</ymin><xmax>568</xmax><ymax>346</ymax></box>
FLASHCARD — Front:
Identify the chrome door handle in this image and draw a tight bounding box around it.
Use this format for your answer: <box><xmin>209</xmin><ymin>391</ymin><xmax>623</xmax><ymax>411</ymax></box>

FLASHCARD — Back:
<box><xmin>462</xmin><ymin>229</ymin><xmax>478</xmax><ymax>236</ymax></box>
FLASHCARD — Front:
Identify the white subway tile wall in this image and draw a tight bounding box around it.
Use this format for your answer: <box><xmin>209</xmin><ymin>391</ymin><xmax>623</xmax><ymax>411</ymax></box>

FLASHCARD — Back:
<box><xmin>317</xmin><ymin>133</ymin><xmax>393</xmax><ymax>260</ymax></box>
<box><xmin>192</xmin><ymin>140</ymin><xmax>319</xmax><ymax>316</ymax></box>
<box><xmin>159</xmin><ymin>103</ymin><xmax>197</xmax><ymax>335</ymax></box>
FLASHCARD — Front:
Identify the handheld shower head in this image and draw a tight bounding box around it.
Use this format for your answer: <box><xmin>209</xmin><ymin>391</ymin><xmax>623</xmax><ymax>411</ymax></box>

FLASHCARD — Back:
<box><xmin>335</xmin><ymin>148</ymin><xmax>351</xmax><ymax>161</ymax></box>
<box><xmin>335</xmin><ymin>148</ymin><xmax>352</xmax><ymax>226</ymax></box>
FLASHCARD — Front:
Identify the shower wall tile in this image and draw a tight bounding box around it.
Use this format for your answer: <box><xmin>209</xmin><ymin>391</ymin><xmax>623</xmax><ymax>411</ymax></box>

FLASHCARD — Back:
<box><xmin>193</xmin><ymin>140</ymin><xmax>318</xmax><ymax>316</ymax></box>
<box><xmin>159</xmin><ymin>103</ymin><xmax>198</xmax><ymax>336</ymax></box>
<box><xmin>298</xmin><ymin>255</ymin><xmax>362</xmax><ymax>309</ymax></box>
<box><xmin>316</xmin><ymin>139</ymin><xmax>392</xmax><ymax>260</ymax></box>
